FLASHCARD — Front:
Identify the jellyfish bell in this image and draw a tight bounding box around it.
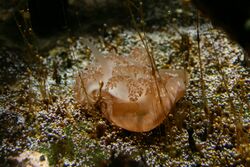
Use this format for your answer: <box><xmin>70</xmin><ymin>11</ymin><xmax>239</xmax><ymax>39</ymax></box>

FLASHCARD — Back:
<box><xmin>74</xmin><ymin>48</ymin><xmax>187</xmax><ymax>132</ymax></box>
<box><xmin>103</xmin><ymin>70</ymin><xmax>187</xmax><ymax>132</ymax></box>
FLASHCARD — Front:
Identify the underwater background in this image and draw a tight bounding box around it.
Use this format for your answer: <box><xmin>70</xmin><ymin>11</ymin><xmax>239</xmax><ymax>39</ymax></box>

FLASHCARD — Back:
<box><xmin>0</xmin><ymin>0</ymin><xmax>249</xmax><ymax>166</ymax></box>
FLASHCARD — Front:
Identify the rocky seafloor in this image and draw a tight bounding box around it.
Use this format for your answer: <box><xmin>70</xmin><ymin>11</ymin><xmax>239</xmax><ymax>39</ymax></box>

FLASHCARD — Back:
<box><xmin>0</xmin><ymin>1</ymin><xmax>249</xmax><ymax>167</ymax></box>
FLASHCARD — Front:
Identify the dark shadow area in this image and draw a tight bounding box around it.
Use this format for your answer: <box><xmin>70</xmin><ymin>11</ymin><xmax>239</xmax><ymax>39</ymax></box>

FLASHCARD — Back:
<box><xmin>192</xmin><ymin>0</ymin><xmax>250</xmax><ymax>65</ymax></box>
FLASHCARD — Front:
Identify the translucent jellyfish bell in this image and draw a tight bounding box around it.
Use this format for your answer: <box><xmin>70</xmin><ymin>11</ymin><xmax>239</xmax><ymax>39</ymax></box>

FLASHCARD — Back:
<box><xmin>75</xmin><ymin>48</ymin><xmax>187</xmax><ymax>132</ymax></box>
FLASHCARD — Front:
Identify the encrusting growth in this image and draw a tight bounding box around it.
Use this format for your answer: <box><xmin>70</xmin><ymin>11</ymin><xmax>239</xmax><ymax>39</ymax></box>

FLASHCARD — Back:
<box><xmin>74</xmin><ymin>47</ymin><xmax>187</xmax><ymax>132</ymax></box>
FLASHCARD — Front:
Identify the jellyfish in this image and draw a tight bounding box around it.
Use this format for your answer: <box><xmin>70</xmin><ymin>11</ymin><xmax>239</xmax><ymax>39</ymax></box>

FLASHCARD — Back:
<box><xmin>74</xmin><ymin>48</ymin><xmax>187</xmax><ymax>132</ymax></box>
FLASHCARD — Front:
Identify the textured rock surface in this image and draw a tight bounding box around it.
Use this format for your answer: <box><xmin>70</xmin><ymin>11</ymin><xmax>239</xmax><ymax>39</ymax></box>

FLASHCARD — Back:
<box><xmin>0</xmin><ymin>0</ymin><xmax>249</xmax><ymax>166</ymax></box>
